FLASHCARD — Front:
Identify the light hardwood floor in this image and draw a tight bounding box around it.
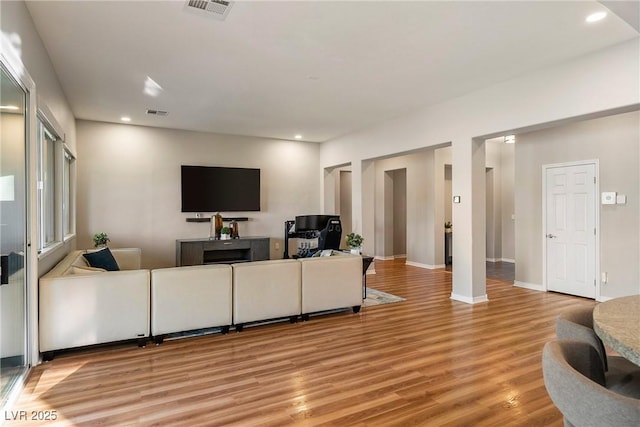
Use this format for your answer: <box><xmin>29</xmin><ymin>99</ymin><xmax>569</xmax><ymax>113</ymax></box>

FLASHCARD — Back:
<box><xmin>9</xmin><ymin>259</ymin><xmax>595</xmax><ymax>426</ymax></box>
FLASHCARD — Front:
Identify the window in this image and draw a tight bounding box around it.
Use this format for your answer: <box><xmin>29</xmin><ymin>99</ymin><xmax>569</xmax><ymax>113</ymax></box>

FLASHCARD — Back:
<box><xmin>36</xmin><ymin>110</ymin><xmax>76</xmax><ymax>254</ymax></box>
<box><xmin>62</xmin><ymin>148</ymin><xmax>75</xmax><ymax>238</ymax></box>
<box><xmin>36</xmin><ymin>118</ymin><xmax>58</xmax><ymax>252</ymax></box>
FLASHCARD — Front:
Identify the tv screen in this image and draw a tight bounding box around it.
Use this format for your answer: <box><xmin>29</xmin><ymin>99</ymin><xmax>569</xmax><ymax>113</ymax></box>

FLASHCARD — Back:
<box><xmin>181</xmin><ymin>165</ymin><xmax>261</xmax><ymax>212</ymax></box>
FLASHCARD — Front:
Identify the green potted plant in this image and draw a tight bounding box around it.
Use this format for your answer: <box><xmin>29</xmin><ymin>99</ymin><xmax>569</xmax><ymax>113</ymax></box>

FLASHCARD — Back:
<box><xmin>345</xmin><ymin>232</ymin><xmax>364</xmax><ymax>254</ymax></box>
<box><xmin>92</xmin><ymin>232</ymin><xmax>110</xmax><ymax>248</ymax></box>
<box><xmin>220</xmin><ymin>226</ymin><xmax>231</xmax><ymax>240</ymax></box>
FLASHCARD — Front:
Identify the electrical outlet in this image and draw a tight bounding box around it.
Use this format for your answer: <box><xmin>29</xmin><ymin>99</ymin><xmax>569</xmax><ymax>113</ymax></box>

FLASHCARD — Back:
<box><xmin>601</xmin><ymin>272</ymin><xmax>608</xmax><ymax>284</ymax></box>
<box><xmin>274</xmin><ymin>242</ymin><xmax>280</xmax><ymax>250</ymax></box>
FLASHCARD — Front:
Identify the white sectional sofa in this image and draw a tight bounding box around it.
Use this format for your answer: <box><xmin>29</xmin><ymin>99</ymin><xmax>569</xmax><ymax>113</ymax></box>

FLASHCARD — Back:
<box><xmin>39</xmin><ymin>249</ymin><xmax>364</xmax><ymax>359</ymax></box>
<box><xmin>39</xmin><ymin>248</ymin><xmax>150</xmax><ymax>360</ymax></box>
<box><xmin>151</xmin><ymin>264</ymin><xmax>232</xmax><ymax>343</ymax></box>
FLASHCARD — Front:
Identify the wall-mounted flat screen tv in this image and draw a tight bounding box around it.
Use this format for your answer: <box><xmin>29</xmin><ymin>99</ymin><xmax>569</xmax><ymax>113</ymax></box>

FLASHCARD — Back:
<box><xmin>181</xmin><ymin>165</ymin><xmax>261</xmax><ymax>212</ymax></box>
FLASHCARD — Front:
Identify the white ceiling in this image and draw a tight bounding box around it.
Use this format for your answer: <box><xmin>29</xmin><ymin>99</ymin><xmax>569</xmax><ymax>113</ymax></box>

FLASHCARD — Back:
<box><xmin>25</xmin><ymin>1</ymin><xmax>639</xmax><ymax>143</ymax></box>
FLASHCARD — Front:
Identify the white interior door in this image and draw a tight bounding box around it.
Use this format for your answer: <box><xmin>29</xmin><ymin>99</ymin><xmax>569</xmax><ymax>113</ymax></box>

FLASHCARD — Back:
<box><xmin>545</xmin><ymin>163</ymin><xmax>596</xmax><ymax>298</ymax></box>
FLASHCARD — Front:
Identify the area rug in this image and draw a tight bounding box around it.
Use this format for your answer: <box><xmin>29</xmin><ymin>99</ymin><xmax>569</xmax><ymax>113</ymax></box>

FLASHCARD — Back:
<box><xmin>363</xmin><ymin>288</ymin><xmax>406</xmax><ymax>307</ymax></box>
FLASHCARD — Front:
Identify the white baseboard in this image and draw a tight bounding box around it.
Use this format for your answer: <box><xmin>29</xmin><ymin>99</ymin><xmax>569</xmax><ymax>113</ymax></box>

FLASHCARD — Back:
<box><xmin>596</xmin><ymin>295</ymin><xmax>613</xmax><ymax>302</ymax></box>
<box><xmin>514</xmin><ymin>281</ymin><xmax>544</xmax><ymax>292</ymax></box>
<box><xmin>405</xmin><ymin>261</ymin><xmax>445</xmax><ymax>270</ymax></box>
<box><xmin>394</xmin><ymin>254</ymin><xmax>407</xmax><ymax>259</ymax></box>
<box><xmin>450</xmin><ymin>293</ymin><xmax>489</xmax><ymax>304</ymax></box>
<box><xmin>486</xmin><ymin>258</ymin><xmax>499</xmax><ymax>262</ymax></box>
<box><xmin>486</xmin><ymin>258</ymin><xmax>515</xmax><ymax>263</ymax></box>
<box><xmin>375</xmin><ymin>255</ymin><xmax>395</xmax><ymax>261</ymax></box>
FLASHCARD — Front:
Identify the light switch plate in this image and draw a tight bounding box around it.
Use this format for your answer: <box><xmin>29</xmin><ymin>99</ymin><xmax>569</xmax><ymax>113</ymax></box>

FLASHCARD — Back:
<box><xmin>616</xmin><ymin>194</ymin><xmax>627</xmax><ymax>205</ymax></box>
<box><xmin>601</xmin><ymin>192</ymin><xmax>616</xmax><ymax>205</ymax></box>
<box><xmin>453</xmin><ymin>196</ymin><xmax>461</xmax><ymax>204</ymax></box>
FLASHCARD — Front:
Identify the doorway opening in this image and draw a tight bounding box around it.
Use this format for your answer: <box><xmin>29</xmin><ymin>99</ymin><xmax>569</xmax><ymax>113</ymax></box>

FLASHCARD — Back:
<box><xmin>383</xmin><ymin>169</ymin><xmax>407</xmax><ymax>259</ymax></box>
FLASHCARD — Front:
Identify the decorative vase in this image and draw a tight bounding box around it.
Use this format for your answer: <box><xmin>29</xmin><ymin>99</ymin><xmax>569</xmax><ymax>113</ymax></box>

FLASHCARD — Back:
<box><xmin>214</xmin><ymin>213</ymin><xmax>223</xmax><ymax>238</ymax></box>
<box><xmin>350</xmin><ymin>247</ymin><xmax>361</xmax><ymax>255</ymax></box>
<box><xmin>221</xmin><ymin>233</ymin><xmax>231</xmax><ymax>240</ymax></box>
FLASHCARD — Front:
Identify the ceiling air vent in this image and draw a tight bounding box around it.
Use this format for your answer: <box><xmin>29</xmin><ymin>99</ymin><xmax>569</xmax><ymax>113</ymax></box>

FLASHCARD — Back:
<box><xmin>146</xmin><ymin>109</ymin><xmax>168</xmax><ymax>117</ymax></box>
<box><xmin>184</xmin><ymin>0</ymin><xmax>233</xmax><ymax>21</ymax></box>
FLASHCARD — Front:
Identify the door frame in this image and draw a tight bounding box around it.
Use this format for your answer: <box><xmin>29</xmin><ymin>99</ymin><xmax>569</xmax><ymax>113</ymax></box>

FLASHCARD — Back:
<box><xmin>2</xmin><ymin>33</ymin><xmax>38</xmax><ymax>385</ymax></box>
<box><xmin>542</xmin><ymin>159</ymin><xmax>600</xmax><ymax>299</ymax></box>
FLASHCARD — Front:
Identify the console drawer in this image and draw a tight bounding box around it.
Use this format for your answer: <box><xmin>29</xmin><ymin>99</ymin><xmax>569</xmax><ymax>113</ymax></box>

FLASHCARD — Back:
<box><xmin>203</xmin><ymin>240</ymin><xmax>251</xmax><ymax>251</ymax></box>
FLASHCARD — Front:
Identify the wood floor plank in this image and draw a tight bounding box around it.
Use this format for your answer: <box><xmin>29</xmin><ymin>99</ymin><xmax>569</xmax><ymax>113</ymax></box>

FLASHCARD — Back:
<box><xmin>8</xmin><ymin>259</ymin><xmax>591</xmax><ymax>426</ymax></box>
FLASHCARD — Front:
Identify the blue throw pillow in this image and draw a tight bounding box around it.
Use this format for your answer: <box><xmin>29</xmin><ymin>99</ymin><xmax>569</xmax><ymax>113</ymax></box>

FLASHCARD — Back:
<box><xmin>83</xmin><ymin>248</ymin><xmax>120</xmax><ymax>271</ymax></box>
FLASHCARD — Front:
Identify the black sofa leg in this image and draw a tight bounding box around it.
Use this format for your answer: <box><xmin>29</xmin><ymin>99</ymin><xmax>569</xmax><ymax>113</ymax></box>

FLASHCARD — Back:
<box><xmin>352</xmin><ymin>305</ymin><xmax>361</xmax><ymax>313</ymax></box>
<box><xmin>221</xmin><ymin>325</ymin><xmax>230</xmax><ymax>335</ymax></box>
<box><xmin>154</xmin><ymin>335</ymin><xmax>165</xmax><ymax>345</ymax></box>
<box><xmin>41</xmin><ymin>351</ymin><xmax>54</xmax><ymax>362</ymax></box>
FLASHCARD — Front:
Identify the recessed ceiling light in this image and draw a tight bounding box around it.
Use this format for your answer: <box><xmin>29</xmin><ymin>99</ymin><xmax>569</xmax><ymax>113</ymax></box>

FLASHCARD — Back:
<box><xmin>121</xmin><ymin>116</ymin><xmax>131</xmax><ymax>122</ymax></box>
<box><xmin>586</xmin><ymin>11</ymin><xmax>607</xmax><ymax>23</ymax></box>
<box><xmin>0</xmin><ymin>105</ymin><xmax>19</xmax><ymax>111</ymax></box>
<box><xmin>294</xmin><ymin>134</ymin><xmax>302</xmax><ymax>140</ymax></box>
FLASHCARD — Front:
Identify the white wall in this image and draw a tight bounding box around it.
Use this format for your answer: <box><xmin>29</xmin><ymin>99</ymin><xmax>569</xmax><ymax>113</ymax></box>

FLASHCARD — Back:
<box><xmin>515</xmin><ymin>111</ymin><xmax>640</xmax><ymax>298</ymax></box>
<box><xmin>76</xmin><ymin>120</ymin><xmax>320</xmax><ymax>268</ymax></box>
<box><xmin>1</xmin><ymin>0</ymin><xmax>77</xmax><ymax>365</ymax></box>
<box><xmin>1</xmin><ymin>0</ymin><xmax>78</xmax><ymax>274</ymax></box>
<box><xmin>320</xmin><ymin>39</ymin><xmax>639</xmax><ymax>299</ymax></box>
<box><xmin>374</xmin><ymin>151</ymin><xmax>436</xmax><ymax>266</ymax></box>
<box><xmin>1</xmin><ymin>2</ymin><xmax>76</xmax><ymax>152</ymax></box>
<box><xmin>501</xmin><ymin>143</ymin><xmax>515</xmax><ymax>261</ymax></box>
<box><xmin>435</xmin><ymin>143</ymin><xmax>514</xmax><ymax>264</ymax></box>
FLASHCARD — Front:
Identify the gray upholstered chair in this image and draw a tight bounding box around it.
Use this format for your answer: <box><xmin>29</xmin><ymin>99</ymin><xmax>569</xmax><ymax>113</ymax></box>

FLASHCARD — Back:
<box><xmin>556</xmin><ymin>306</ymin><xmax>608</xmax><ymax>369</ymax></box>
<box><xmin>556</xmin><ymin>306</ymin><xmax>640</xmax><ymax>398</ymax></box>
<box><xmin>542</xmin><ymin>340</ymin><xmax>640</xmax><ymax>427</ymax></box>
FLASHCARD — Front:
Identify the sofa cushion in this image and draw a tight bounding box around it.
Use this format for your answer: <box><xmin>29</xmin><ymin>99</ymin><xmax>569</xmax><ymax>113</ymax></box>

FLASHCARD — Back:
<box><xmin>83</xmin><ymin>248</ymin><xmax>120</xmax><ymax>271</ymax></box>
<box><xmin>65</xmin><ymin>265</ymin><xmax>107</xmax><ymax>275</ymax></box>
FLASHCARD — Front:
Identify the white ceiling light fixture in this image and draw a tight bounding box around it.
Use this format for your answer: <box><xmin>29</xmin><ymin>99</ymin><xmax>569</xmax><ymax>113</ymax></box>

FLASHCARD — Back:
<box><xmin>121</xmin><ymin>116</ymin><xmax>131</xmax><ymax>122</ymax></box>
<box><xmin>0</xmin><ymin>105</ymin><xmax>19</xmax><ymax>111</ymax></box>
<box><xmin>184</xmin><ymin>0</ymin><xmax>233</xmax><ymax>21</ymax></box>
<box><xmin>504</xmin><ymin>135</ymin><xmax>515</xmax><ymax>144</ymax></box>
<box><xmin>586</xmin><ymin>11</ymin><xmax>607</xmax><ymax>23</ymax></box>
<box><xmin>294</xmin><ymin>134</ymin><xmax>302</xmax><ymax>140</ymax></box>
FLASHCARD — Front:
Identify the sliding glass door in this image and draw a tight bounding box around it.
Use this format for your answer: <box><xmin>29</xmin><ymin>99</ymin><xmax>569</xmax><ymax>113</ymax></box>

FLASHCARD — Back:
<box><xmin>0</xmin><ymin>64</ymin><xmax>28</xmax><ymax>405</ymax></box>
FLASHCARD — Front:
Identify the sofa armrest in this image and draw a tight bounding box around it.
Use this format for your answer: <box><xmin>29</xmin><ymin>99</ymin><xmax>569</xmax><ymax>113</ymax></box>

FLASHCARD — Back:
<box><xmin>111</xmin><ymin>248</ymin><xmax>142</xmax><ymax>270</ymax></box>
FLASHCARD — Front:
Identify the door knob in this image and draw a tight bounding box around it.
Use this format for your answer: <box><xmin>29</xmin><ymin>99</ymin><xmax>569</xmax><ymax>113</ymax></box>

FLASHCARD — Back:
<box><xmin>546</xmin><ymin>234</ymin><xmax>557</xmax><ymax>239</ymax></box>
